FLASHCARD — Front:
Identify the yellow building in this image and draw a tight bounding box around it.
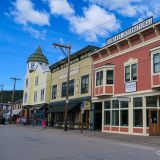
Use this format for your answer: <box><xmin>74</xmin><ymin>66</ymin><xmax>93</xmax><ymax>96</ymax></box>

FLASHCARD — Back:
<box><xmin>22</xmin><ymin>47</ymin><xmax>51</xmax><ymax>124</ymax></box>
<box><xmin>48</xmin><ymin>45</ymin><xmax>99</xmax><ymax>129</ymax></box>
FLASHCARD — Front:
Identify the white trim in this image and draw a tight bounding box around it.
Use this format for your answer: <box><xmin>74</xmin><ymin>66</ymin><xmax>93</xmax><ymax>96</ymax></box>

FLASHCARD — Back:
<box><xmin>91</xmin><ymin>21</ymin><xmax>160</xmax><ymax>57</ymax></box>
<box><xmin>93</xmin><ymin>36</ymin><xmax>160</xmax><ymax>65</ymax></box>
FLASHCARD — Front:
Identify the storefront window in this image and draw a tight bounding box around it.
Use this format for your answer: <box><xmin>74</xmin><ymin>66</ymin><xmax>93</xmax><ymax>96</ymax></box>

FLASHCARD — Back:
<box><xmin>133</xmin><ymin>97</ymin><xmax>143</xmax><ymax>107</ymax></box>
<box><xmin>120</xmin><ymin>110</ymin><xmax>128</xmax><ymax>126</ymax></box>
<box><xmin>120</xmin><ymin>101</ymin><xmax>128</xmax><ymax>108</ymax></box>
<box><xmin>112</xmin><ymin>100</ymin><xmax>119</xmax><ymax>109</ymax></box>
<box><xmin>104</xmin><ymin>101</ymin><xmax>111</xmax><ymax>109</ymax></box>
<box><xmin>104</xmin><ymin>111</ymin><xmax>110</xmax><ymax>125</ymax></box>
<box><xmin>133</xmin><ymin>109</ymin><xmax>143</xmax><ymax>127</ymax></box>
<box><xmin>146</xmin><ymin>96</ymin><xmax>157</xmax><ymax>107</ymax></box>
<box><xmin>112</xmin><ymin>110</ymin><xmax>119</xmax><ymax>126</ymax></box>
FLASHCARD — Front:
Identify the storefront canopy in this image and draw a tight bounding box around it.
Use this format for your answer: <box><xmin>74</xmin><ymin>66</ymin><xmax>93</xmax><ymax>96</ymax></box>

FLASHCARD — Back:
<box><xmin>31</xmin><ymin>104</ymin><xmax>48</xmax><ymax>111</ymax></box>
<box><xmin>47</xmin><ymin>101</ymin><xmax>81</xmax><ymax>113</ymax></box>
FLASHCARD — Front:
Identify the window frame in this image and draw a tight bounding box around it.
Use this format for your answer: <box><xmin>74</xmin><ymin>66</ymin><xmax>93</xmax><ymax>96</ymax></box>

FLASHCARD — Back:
<box><xmin>81</xmin><ymin>75</ymin><xmax>89</xmax><ymax>94</ymax></box>
<box><xmin>96</xmin><ymin>70</ymin><xmax>103</xmax><ymax>86</ymax></box>
<box><xmin>106</xmin><ymin>70</ymin><xmax>114</xmax><ymax>85</ymax></box>
<box><xmin>52</xmin><ymin>85</ymin><xmax>57</xmax><ymax>100</ymax></box>
<box><xmin>153</xmin><ymin>53</ymin><xmax>160</xmax><ymax>73</ymax></box>
<box><xmin>124</xmin><ymin>63</ymin><xmax>137</xmax><ymax>83</ymax></box>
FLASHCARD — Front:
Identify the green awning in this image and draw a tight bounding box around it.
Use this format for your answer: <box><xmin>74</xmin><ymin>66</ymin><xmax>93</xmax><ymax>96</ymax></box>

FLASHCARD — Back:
<box><xmin>47</xmin><ymin>102</ymin><xmax>81</xmax><ymax>113</ymax></box>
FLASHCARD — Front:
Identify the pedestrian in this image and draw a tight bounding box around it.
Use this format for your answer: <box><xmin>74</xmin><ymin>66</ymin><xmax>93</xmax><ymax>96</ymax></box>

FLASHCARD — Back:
<box><xmin>42</xmin><ymin>120</ymin><xmax>46</xmax><ymax>129</ymax></box>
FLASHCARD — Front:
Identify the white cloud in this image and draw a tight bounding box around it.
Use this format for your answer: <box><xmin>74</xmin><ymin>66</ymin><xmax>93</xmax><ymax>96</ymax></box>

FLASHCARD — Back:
<box><xmin>10</xmin><ymin>0</ymin><xmax>50</xmax><ymax>26</ymax></box>
<box><xmin>23</xmin><ymin>26</ymin><xmax>47</xmax><ymax>39</ymax></box>
<box><xmin>85</xmin><ymin>0</ymin><xmax>160</xmax><ymax>19</ymax></box>
<box><xmin>69</xmin><ymin>5</ymin><xmax>120</xmax><ymax>42</ymax></box>
<box><xmin>46</xmin><ymin>0</ymin><xmax>120</xmax><ymax>42</ymax></box>
<box><xmin>45</xmin><ymin>0</ymin><xmax>74</xmax><ymax>18</ymax></box>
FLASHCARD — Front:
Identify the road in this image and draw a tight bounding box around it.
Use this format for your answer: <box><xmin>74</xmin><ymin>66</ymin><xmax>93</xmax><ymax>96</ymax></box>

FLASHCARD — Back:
<box><xmin>0</xmin><ymin>125</ymin><xmax>159</xmax><ymax>160</ymax></box>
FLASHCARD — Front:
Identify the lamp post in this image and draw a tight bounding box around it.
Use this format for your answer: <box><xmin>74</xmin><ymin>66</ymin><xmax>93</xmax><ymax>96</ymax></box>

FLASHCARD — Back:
<box><xmin>52</xmin><ymin>43</ymin><xmax>71</xmax><ymax>131</ymax></box>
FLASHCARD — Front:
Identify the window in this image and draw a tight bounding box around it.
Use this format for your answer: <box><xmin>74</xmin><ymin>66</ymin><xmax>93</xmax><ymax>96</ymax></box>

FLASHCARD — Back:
<box><xmin>81</xmin><ymin>75</ymin><xmax>89</xmax><ymax>94</ymax></box>
<box><xmin>120</xmin><ymin>110</ymin><xmax>128</xmax><ymax>126</ymax></box>
<box><xmin>69</xmin><ymin>80</ymin><xmax>74</xmax><ymax>96</ymax></box>
<box><xmin>120</xmin><ymin>101</ymin><xmax>128</xmax><ymax>108</ymax></box>
<box><xmin>104</xmin><ymin>101</ymin><xmax>111</xmax><ymax>109</ymax></box>
<box><xmin>35</xmin><ymin>76</ymin><xmax>38</xmax><ymax>86</ymax></box>
<box><xmin>153</xmin><ymin>53</ymin><xmax>160</xmax><ymax>73</ymax></box>
<box><xmin>146</xmin><ymin>96</ymin><xmax>157</xmax><ymax>107</ymax></box>
<box><xmin>112</xmin><ymin>100</ymin><xmax>119</xmax><ymax>109</ymax></box>
<box><xmin>106</xmin><ymin>70</ymin><xmax>114</xmax><ymax>84</ymax></box>
<box><xmin>96</xmin><ymin>71</ymin><xmax>103</xmax><ymax>86</ymax></box>
<box><xmin>125</xmin><ymin>66</ymin><xmax>130</xmax><ymax>82</ymax></box>
<box><xmin>41</xmin><ymin>89</ymin><xmax>44</xmax><ymax>101</ymax></box>
<box><xmin>31</xmin><ymin>62</ymin><xmax>35</xmax><ymax>70</ymax></box>
<box><xmin>104</xmin><ymin>111</ymin><xmax>110</xmax><ymax>125</ymax></box>
<box><xmin>61</xmin><ymin>82</ymin><xmax>67</xmax><ymax>97</ymax></box>
<box><xmin>34</xmin><ymin>91</ymin><xmax>37</xmax><ymax>102</ymax></box>
<box><xmin>133</xmin><ymin>97</ymin><xmax>143</xmax><ymax>127</ymax></box>
<box><xmin>24</xmin><ymin>93</ymin><xmax>27</xmax><ymax>103</ymax></box>
<box><xmin>125</xmin><ymin>64</ymin><xmax>137</xmax><ymax>82</ymax></box>
<box><xmin>52</xmin><ymin>85</ymin><xmax>57</xmax><ymax>99</ymax></box>
<box><xmin>133</xmin><ymin>97</ymin><xmax>143</xmax><ymax>107</ymax></box>
<box><xmin>112</xmin><ymin>110</ymin><xmax>119</xmax><ymax>126</ymax></box>
<box><xmin>133</xmin><ymin>109</ymin><xmax>143</xmax><ymax>127</ymax></box>
<box><xmin>25</xmin><ymin>79</ymin><xmax>28</xmax><ymax>88</ymax></box>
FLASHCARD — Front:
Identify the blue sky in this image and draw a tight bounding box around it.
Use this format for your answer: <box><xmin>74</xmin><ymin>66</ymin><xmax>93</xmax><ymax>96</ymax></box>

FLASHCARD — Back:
<box><xmin>0</xmin><ymin>0</ymin><xmax>160</xmax><ymax>90</ymax></box>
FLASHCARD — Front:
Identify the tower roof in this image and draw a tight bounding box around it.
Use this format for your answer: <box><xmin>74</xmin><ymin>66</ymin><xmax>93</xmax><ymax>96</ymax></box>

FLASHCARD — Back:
<box><xmin>27</xmin><ymin>47</ymin><xmax>49</xmax><ymax>64</ymax></box>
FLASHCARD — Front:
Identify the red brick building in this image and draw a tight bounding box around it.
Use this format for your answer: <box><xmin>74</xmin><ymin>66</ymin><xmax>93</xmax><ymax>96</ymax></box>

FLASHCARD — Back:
<box><xmin>91</xmin><ymin>17</ymin><xmax>160</xmax><ymax>136</ymax></box>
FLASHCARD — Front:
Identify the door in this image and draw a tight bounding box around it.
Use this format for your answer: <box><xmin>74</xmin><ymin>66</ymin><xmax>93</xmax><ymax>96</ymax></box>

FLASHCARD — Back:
<box><xmin>149</xmin><ymin>110</ymin><xmax>160</xmax><ymax>136</ymax></box>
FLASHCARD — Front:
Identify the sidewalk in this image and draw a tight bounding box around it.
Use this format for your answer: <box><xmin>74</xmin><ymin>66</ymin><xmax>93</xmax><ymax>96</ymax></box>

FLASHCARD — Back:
<box><xmin>11</xmin><ymin>124</ymin><xmax>160</xmax><ymax>149</ymax></box>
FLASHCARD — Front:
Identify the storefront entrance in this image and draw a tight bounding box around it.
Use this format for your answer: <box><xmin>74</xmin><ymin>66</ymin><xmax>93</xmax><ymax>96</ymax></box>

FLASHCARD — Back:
<box><xmin>94</xmin><ymin>102</ymin><xmax>102</xmax><ymax>130</ymax></box>
<box><xmin>149</xmin><ymin>109</ymin><xmax>160</xmax><ymax>136</ymax></box>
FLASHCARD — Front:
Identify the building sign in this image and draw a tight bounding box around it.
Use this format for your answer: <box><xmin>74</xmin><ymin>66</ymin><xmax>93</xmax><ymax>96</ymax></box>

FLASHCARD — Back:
<box><xmin>106</xmin><ymin>17</ymin><xmax>153</xmax><ymax>45</ymax></box>
<box><xmin>117</xmin><ymin>97</ymin><xmax>131</xmax><ymax>102</ymax></box>
<box><xmin>125</xmin><ymin>81</ymin><xmax>136</xmax><ymax>93</ymax></box>
<box><xmin>59</xmin><ymin>66</ymin><xmax>80</xmax><ymax>80</ymax></box>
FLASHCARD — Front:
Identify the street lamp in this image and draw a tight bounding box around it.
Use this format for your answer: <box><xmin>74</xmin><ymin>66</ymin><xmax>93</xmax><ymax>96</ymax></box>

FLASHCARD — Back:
<box><xmin>52</xmin><ymin>43</ymin><xmax>71</xmax><ymax>131</ymax></box>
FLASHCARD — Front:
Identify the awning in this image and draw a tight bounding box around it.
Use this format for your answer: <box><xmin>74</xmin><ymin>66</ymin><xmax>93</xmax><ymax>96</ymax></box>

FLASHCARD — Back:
<box><xmin>31</xmin><ymin>104</ymin><xmax>48</xmax><ymax>111</ymax></box>
<box><xmin>12</xmin><ymin>109</ymin><xmax>22</xmax><ymax>116</ymax></box>
<box><xmin>47</xmin><ymin>102</ymin><xmax>81</xmax><ymax>113</ymax></box>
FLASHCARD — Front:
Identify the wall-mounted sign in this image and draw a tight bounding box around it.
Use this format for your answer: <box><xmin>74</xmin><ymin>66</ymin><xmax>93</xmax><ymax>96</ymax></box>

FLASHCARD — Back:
<box><xmin>125</xmin><ymin>81</ymin><xmax>136</xmax><ymax>93</ymax></box>
<box><xmin>59</xmin><ymin>66</ymin><xmax>80</xmax><ymax>80</ymax></box>
<box><xmin>117</xmin><ymin>97</ymin><xmax>131</xmax><ymax>102</ymax></box>
<box><xmin>106</xmin><ymin>17</ymin><xmax>153</xmax><ymax>45</ymax></box>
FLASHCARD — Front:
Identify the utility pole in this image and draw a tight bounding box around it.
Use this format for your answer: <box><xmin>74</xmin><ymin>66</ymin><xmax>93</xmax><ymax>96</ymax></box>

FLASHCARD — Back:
<box><xmin>53</xmin><ymin>43</ymin><xmax>71</xmax><ymax>131</ymax></box>
<box><xmin>10</xmin><ymin>77</ymin><xmax>21</xmax><ymax>123</ymax></box>
<box><xmin>0</xmin><ymin>85</ymin><xmax>4</xmax><ymax>103</ymax></box>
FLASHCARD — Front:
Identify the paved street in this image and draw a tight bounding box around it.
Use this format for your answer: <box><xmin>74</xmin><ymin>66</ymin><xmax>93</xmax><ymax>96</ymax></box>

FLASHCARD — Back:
<box><xmin>0</xmin><ymin>125</ymin><xmax>160</xmax><ymax>160</ymax></box>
